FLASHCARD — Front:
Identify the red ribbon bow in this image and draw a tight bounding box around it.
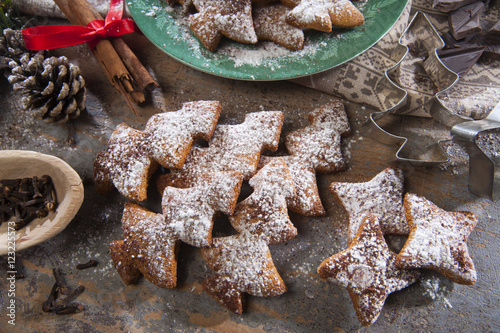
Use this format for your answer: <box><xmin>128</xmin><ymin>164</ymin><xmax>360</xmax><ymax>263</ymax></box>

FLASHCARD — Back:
<box><xmin>22</xmin><ymin>0</ymin><xmax>139</xmax><ymax>51</ymax></box>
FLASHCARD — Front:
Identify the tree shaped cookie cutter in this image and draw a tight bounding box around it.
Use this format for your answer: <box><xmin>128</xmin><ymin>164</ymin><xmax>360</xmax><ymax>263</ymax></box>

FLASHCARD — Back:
<box><xmin>367</xmin><ymin>11</ymin><xmax>499</xmax><ymax>201</ymax></box>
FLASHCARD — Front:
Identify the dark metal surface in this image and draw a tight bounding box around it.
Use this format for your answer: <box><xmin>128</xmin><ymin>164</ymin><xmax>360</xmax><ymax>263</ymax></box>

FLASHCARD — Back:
<box><xmin>0</xmin><ymin>34</ymin><xmax>499</xmax><ymax>332</ymax></box>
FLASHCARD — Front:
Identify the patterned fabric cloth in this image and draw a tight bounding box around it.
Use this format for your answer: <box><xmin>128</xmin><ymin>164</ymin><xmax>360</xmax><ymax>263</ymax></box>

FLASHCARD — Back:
<box><xmin>293</xmin><ymin>0</ymin><xmax>500</xmax><ymax>120</ymax></box>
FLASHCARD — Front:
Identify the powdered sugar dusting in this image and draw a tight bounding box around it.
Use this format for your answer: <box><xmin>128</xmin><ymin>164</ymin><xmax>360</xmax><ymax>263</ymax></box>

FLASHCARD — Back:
<box><xmin>93</xmin><ymin>101</ymin><xmax>220</xmax><ymax>201</ymax></box>
<box><xmin>158</xmin><ymin>111</ymin><xmax>283</xmax><ymax>188</ymax></box>
<box><xmin>231</xmin><ymin>158</ymin><xmax>297</xmax><ymax>245</ymax></box>
<box><xmin>121</xmin><ymin>202</ymin><xmax>178</xmax><ymax>288</ymax></box>
<box><xmin>259</xmin><ymin>100</ymin><xmax>351</xmax><ymax>216</ymax></box>
<box><xmin>318</xmin><ymin>214</ymin><xmax>420</xmax><ymax>327</ymax></box>
<box><xmin>202</xmin><ymin>231</ymin><xmax>286</xmax><ymax>297</ymax></box>
<box><xmin>161</xmin><ymin>171</ymin><xmax>243</xmax><ymax>247</ymax></box>
<box><xmin>397</xmin><ymin>193</ymin><xmax>478</xmax><ymax>285</ymax></box>
<box><xmin>330</xmin><ymin>167</ymin><xmax>409</xmax><ymax>243</ymax></box>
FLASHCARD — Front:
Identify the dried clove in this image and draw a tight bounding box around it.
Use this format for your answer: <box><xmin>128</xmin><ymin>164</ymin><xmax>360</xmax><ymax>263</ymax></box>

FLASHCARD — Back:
<box><xmin>0</xmin><ymin>175</ymin><xmax>57</xmax><ymax>230</ymax></box>
<box><xmin>76</xmin><ymin>259</ymin><xmax>98</xmax><ymax>270</ymax></box>
<box><xmin>55</xmin><ymin>303</ymin><xmax>84</xmax><ymax>315</ymax></box>
<box><xmin>43</xmin><ymin>268</ymin><xmax>85</xmax><ymax>315</ymax></box>
<box><xmin>54</xmin><ymin>285</ymin><xmax>85</xmax><ymax>307</ymax></box>
<box><xmin>42</xmin><ymin>281</ymin><xmax>60</xmax><ymax>312</ymax></box>
<box><xmin>32</xmin><ymin>176</ymin><xmax>43</xmax><ymax>198</ymax></box>
<box><xmin>52</xmin><ymin>268</ymin><xmax>71</xmax><ymax>295</ymax></box>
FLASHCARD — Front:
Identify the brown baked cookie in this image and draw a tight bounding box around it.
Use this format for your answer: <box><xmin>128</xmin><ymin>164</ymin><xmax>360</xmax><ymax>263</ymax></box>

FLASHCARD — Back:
<box><xmin>157</xmin><ymin>110</ymin><xmax>284</xmax><ymax>191</ymax></box>
<box><xmin>253</xmin><ymin>2</ymin><xmax>305</xmax><ymax>50</ymax></box>
<box><xmin>109</xmin><ymin>240</ymin><xmax>142</xmax><ymax>285</ymax></box>
<box><xmin>110</xmin><ymin>171</ymin><xmax>242</xmax><ymax>288</ymax></box>
<box><xmin>230</xmin><ymin>158</ymin><xmax>297</xmax><ymax>245</ymax></box>
<box><xmin>330</xmin><ymin>167</ymin><xmax>409</xmax><ymax>244</ymax></box>
<box><xmin>144</xmin><ymin>100</ymin><xmax>221</xmax><ymax>169</ymax></box>
<box><xmin>280</xmin><ymin>0</ymin><xmax>301</xmax><ymax>7</ymax></box>
<box><xmin>117</xmin><ymin>201</ymin><xmax>179</xmax><ymax>288</ymax></box>
<box><xmin>395</xmin><ymin>193</ymin><xmax>478</xmax><ymax>285</ymax></box>
<box><xmin>201</xmin><ymin>158</ymin><xmax>297</xmax><ymax>314</ymax></box>
<box><xmin>94</xmin><ymin>124</ymin><xmax>155</xmax><ymax>202</ymax></box>
<box><xmin>318</xmin><ymin>214</ymin><xmax>421</xmax><ymax>327</ymax></box>
<box><xmin>260</xmin><ymin>100</ymin><xmax>350</xmax><ymax>216</ymax></box>
<box><xmin>94</xmin><ymin>101</ymin><xmax>221</xmax><ymax>201</ymax></box>
<box><xmin>286</xmin><ymin>0</ymin><xmax>364</xmax><ymax>32</ymax></box>
<box><xmin>161</xmin><ymin>171</ymin><xmax>243</xmax><ymax>248</ymax></box>
<box><xmin>201</xmin><ymin>231</ymin><xmax>287</xmax><ymax>314</ymax></box>
<box><xmin>189</xmin><ymin>0</ymin><xmax>258</xmax><ymax>51</ymax></box>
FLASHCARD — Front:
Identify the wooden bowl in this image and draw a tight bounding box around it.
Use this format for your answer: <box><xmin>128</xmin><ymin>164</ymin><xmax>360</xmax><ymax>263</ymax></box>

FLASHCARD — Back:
<box><xmin>0</xmin><ymin>150</ymin><xmax>84</xmax><ymax>255</ymax></box>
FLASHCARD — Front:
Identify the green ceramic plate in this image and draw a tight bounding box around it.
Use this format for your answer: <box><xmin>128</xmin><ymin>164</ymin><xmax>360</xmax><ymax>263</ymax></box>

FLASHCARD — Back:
<box><xmin>127</xmin><ymin>0</ymin><xmax>409</xmax><ymax>81</ymax></box>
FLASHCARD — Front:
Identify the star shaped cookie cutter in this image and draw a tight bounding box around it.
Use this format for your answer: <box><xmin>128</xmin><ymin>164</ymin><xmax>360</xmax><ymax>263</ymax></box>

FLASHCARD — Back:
<box><xmin>366</xmin><ymin>11</ymin><xmax>499</xmax><ymax>201</ymax></box>
<box><xmin>433</xmin><ymin>101</ymin><xmax>500</xmax><ymax>202</ymax></box>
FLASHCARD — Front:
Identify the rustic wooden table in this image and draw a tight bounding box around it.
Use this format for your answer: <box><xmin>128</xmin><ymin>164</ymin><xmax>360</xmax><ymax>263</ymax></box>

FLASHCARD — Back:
<box><xmin>1</xmin><ymin>32</ymin><xmax>499</xmax><ymax>332</ymax></box>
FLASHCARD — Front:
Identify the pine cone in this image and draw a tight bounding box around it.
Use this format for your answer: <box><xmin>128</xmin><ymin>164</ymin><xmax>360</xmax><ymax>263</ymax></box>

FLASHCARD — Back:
<box><xmin>0</xmin><ymin>28</ymin><xmax>29</xmax><ymax>60</ymax></box>
<box><xmin>8</xmin><ymin>54</ymin><xmax>86</xmax><ymax>123</ymax></box>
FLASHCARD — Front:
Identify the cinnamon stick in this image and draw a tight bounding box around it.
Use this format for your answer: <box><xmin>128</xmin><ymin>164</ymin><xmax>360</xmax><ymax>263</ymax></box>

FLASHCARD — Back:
<box><xmin>111</xmin><ymin>38</ymin><xmax>159</xmax><ymax>92</ymax></box>
<box><xmin>52</xmin><ymin>0</ymin><xmax>155</xmax><ymax>113</ymax></box>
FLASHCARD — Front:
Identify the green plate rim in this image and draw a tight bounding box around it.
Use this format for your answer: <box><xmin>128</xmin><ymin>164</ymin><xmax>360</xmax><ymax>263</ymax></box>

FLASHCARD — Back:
<box><xmin>127</xmin><ymin>0</ymin><xmax>409</xmax><ymax>81</ymax></box>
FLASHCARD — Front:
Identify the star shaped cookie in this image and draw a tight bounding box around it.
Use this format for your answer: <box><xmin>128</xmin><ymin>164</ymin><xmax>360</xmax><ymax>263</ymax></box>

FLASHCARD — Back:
<box><xmin>330</xmin><ymin>167</ymin><xmax>409</xmax><ymax>244</ymax></box>
<box><xmin>395</xmin><ymin>193</ymin><xmax>478</xmax><ymax>285</ymax></box>
<box><xmin>318</xmin><ymin>214</ymin><xmax>420</xmax><ymax>327</ymax></box>
<box><xmin>286</xmin><ymin>0</ymin><xmax>364</xmax><ymax>32</ymax></box>
<box><xmin>189</xmin><ymin>0</ymin><xmax>258</xmax><ymax>51</ymax></box>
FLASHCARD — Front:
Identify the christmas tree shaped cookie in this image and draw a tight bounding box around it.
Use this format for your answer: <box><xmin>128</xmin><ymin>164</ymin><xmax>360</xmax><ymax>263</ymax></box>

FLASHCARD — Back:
<box><xmin>286</xmin><ymin>0</ymin><xmax>364</xmax><ymax>32</ymax></box>
<box><xmin>189</xmin><ymin>0</ymin><xmax>258</xmax><ymax>51</ymax></box>
<box><xmin>260</xmin><ymin>100</ymin><xmax>350</xmax><ymax>216</ymax></box>
<box><xmin>157</xmin><ymin>110</ymin><xmax>284</xmax><ymax>190</ymax></box>
<box><xmin>109</xmin><ymin>171</ymin><xmax>243</xmax><ymax>288</ymax></box>
<box><xmin>94</xmin><ymin>101</ymin><xmax>221</xmax><ymax>201</ymax></box>
<box><xmin>201</xmin><ymin>158</ymin><xmax>296</xmax><ymax>314</ymax></box>
<box><xmin>253</xmin><ymin>2</ymin><xmax>305</xmax><ymax>51</ymax></box>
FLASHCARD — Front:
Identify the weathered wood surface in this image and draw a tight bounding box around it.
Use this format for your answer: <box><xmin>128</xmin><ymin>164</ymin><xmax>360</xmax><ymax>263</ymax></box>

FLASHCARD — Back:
<box><xmin>0</xmin><ymin>33</ymin><xmax>498</xmax><ymax>332</ymax></box>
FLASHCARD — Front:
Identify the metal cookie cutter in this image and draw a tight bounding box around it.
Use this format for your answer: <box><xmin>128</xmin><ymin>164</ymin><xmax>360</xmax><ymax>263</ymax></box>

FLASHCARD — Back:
<box><xmin>367</xmin><ymin>11</ymin><xmax>459</xmax><ymax>164</ymax></box>
<box><xmin>433</xmin><ymin>101</ymin><xmax>500</xmax><ymax>202</ymax></box>
<box><xmin>366</xmin><ymin>11</ymin><xmax>499</xmax><ymax>201</ymax></box>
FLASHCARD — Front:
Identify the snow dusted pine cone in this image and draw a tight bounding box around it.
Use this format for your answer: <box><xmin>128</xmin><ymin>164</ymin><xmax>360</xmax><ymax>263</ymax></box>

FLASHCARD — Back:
<box><xmin>8</xmin><ymin>54</ymin><xmax>87</xmax><ymax>123</ymax></box>
<box><xmin>0</xmin><ymin>28</ymin><xmax>32</xmax><ymax>70</ymax></box>
<box><xmin>0</xmin><ymin>28</ymin><xmax>31</xmax><ymax>61</ymax></box>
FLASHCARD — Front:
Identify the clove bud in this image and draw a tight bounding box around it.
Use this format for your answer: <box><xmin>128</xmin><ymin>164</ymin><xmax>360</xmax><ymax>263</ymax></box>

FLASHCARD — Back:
<box><xmin>0</xmin><ymin>175</ymin><xmax>57</xmax><ymax>230</ymax></box>
<box><xmin>76</xmin><ymin>259</ymin><xmax>98</xmax><ymax>270</ymax></box>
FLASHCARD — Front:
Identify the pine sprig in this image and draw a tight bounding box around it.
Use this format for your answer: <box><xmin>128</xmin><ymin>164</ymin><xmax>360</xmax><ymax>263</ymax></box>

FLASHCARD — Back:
<box><xmin>0</xmin><ymin>0</ymin><xmax>29</xmax><ymax>32</ymax></box>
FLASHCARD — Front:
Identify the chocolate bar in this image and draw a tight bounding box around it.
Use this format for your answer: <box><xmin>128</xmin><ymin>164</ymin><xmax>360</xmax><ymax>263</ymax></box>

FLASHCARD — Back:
<box><xmin>437</xmin><ymin>46</ymin><xmax>485</xmax><ymax>77</ymax></box>
<box><xmin>489</xmin><ymin>19</ymin><xmax>500</xmax><ymax>35</ymax></box>
<box><xmin>449</xmin><ymin>2</ymin><xmax>485</xmax><ymax>40</ymax></box>
<box><xmin>442</xmin><ymin>32</ymin><xmax>500</xmax><ymax>60</ymax></box>
<box><xmin>433</xmin><ymin>0</ymin><xmax>483</xmax><ymax>12</ymax></box>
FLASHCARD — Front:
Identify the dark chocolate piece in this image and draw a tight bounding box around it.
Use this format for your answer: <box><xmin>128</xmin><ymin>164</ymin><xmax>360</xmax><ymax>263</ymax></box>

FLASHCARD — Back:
<box><xmin>442</xmin><ymin>32</ymin><xmax>500</xmax><ymax>60</ymax></box>
<box><xmin>449</xmin><ymin>2</ymin><xmax>485</xmax><ymax>40</ymax></box>
<box><xmin>433</xmin><ymin>0</ymin><xmax>483</xmax><ymax>12</ymax></box>
<box><xmin>489</xmin><ymin>19</ymin><xmax>500</xmax><ymax>36</ymax></box>
<box><xmin>437</xmin><ymin>46</ymin><xmax>485</xmax><ymax>77</ymax></box>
